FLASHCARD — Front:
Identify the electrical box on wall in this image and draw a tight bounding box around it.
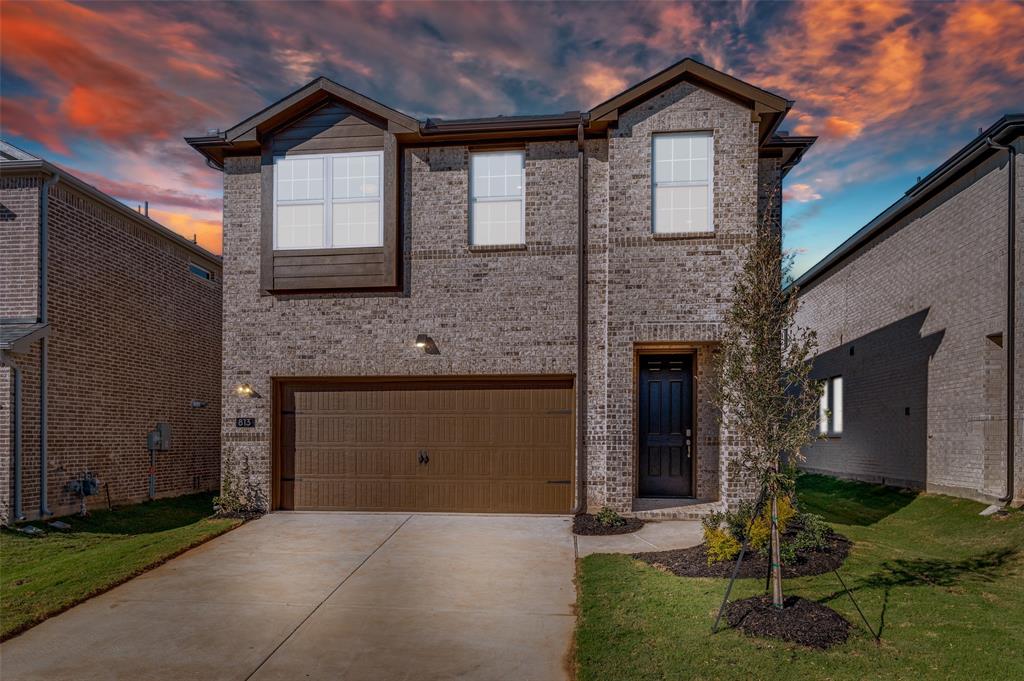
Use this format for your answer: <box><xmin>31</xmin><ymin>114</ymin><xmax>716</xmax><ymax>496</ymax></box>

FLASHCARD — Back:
<box><xmin>146</xmin><ymin>422</ymin><xmax>172</xmax><ymax>451</ymax></box>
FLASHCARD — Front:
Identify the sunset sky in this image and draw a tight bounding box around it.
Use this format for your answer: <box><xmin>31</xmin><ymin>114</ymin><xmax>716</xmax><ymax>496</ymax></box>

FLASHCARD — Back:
<box><xmin>2</xmin><ymin>0</ymin><xmax>1022</xmax><ymax>275</ymax></box>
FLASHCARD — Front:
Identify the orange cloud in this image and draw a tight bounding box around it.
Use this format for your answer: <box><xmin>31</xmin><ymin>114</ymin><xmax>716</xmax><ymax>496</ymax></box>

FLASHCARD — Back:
<box><xmin>582</xmin><ymin>64</ymin><xmax>628</xmax><ymax>103</ymax></box>
<box><xmin>148</xmin><ymin>208</ymin><xmax>222</xmax><ymax>255</ymax></box>
<box><xmin>823</xmin><ymin>116</ymin><xmax>864</xmax><ymax>140</ymax></box>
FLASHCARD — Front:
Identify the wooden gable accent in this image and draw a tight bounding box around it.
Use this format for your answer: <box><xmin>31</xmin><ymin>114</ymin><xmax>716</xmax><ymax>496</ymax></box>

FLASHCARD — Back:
<box><xmin>260</xmin><ymin>101</ymin><xmax>400</xmax><ymax>293</ymax></box>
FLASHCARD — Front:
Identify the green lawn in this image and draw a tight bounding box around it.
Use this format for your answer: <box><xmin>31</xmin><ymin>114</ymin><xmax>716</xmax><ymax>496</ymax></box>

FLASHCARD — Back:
<box><xmin>576</xmin><ymin>475</ymin><xmax>1024</xmax><ymax>681</ymax></box>
<box><xmin>0</xmin><ymin>492</ymin><xmax>239</xmax><ymax>640</ymax></box>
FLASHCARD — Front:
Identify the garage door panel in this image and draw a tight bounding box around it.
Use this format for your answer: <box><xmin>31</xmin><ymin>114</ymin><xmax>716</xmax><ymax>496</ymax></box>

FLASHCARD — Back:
<box><xmin>280</xmin><ymin>381</ymin><xmax>573</xmax><ymax>513</ymax></box>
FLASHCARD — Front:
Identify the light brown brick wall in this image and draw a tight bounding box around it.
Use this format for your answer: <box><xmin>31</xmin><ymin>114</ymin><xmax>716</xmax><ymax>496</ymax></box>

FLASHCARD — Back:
<box><xmin>1</xmin><ymin>175</ymin><xmax>222</xmax><ymax>521</ymax></box>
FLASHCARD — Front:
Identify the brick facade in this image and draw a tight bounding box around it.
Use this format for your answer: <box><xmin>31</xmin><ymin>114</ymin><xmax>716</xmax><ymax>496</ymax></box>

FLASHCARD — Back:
<box><xmin>795</xmin><ymin>139</ymin><xmax>1024</xmax><ymax>505</ymax></box>
<box><xmin>1</xmin><ymin>169</ymin><xmax>223</xmax><ymax>522</ymax></box>
<box><xmin>219</xmin><ymin>80</ymin><xmax>776</xmax><ymax>512</ymax></box>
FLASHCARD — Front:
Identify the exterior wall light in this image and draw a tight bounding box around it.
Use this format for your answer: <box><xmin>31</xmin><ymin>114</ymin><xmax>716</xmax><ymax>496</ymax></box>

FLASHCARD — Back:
<box><xmin>415</xmin><ymin>334</ymin><xmax>440</xmax><ymax>355</ymax></box>
<box><xmin>236</xmin><ymin>383</ymin><xmax>262</xmax><ymax>398</ymax></box>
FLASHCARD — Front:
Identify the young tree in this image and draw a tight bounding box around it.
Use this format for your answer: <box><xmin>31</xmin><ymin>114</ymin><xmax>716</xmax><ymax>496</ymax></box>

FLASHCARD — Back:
<box><xmin>711</xmin><ymin>189</ymin><xmax>823</xmax><ymax>609</ymax></box>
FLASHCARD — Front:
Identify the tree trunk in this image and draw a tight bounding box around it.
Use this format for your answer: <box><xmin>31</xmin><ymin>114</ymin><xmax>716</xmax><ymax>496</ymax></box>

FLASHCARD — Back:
<box><xmin>771</xmin><ymin>494</ymin><xmax>783</xmax><ymax>608</ymax></box>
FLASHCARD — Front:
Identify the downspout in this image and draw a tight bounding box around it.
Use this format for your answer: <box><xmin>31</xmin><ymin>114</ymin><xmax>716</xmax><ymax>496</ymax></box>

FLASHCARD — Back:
<box><xmin>38</xmin><ymin>171</ymin><xmax>60</xmax><ymax>517</ymax></box>
<box><xmin>0</xmin><ymin>352</ymin><xmax>25</xmax><ymax>521</ymax></box>
<box><xmin>987</xmin><ymin>138</ymin><xmax>1016</xmax><ymax>504</ymax></box>
<box><xmin>573</xmin><ymin>120</ymin><xmax>589</xmax><ymax>513</ymax></box>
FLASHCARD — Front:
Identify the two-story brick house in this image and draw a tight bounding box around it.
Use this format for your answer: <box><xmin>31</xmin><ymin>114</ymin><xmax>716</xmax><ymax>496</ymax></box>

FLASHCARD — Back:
<box><xmin>1</xmin><ymin>142</ymin><xmax>223</xmax><ymax>522</ymax></box>
<box><xmin>188</xmin><ymin>58</ymin><xmax>813</xmax><ymax>515</ymax></box>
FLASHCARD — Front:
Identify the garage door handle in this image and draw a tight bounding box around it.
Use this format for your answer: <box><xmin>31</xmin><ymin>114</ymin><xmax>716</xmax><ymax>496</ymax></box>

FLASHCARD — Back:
<box><xmin>418</xmin><ymin>450</ymin><xmax>430</xmax><ymax>464</ymax></box>
<box><xmin>546</xmin><ymin>480</ymin><xmax>570</xmax><ymax>484</ymax></box>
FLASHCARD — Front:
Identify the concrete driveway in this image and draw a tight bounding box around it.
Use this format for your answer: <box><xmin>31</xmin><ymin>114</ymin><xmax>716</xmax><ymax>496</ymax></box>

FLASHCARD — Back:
<box><xmin>0</xmin><ymin>513</ymin><xmax>577</xmax><ymax>681</ymax></box>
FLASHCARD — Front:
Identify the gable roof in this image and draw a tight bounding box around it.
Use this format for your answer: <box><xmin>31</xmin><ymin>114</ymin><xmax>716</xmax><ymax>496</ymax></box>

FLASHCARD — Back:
<box><xmin>188</xmin><ymin>58</ymin><xmax>803</xmax><ymax>167</ymax></box>
<box><xmin>789</xmin><ymin>113</ymin><xmax>1023</xmax><ymax>294</ymax></box>
<box><xmin>588</xmin><ymin>58</ymin><xmax>792</xmax><ymax>144</ymax></box>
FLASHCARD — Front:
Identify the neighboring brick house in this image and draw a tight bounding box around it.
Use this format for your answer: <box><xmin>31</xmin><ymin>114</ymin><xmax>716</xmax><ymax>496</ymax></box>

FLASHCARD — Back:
<box><xmin>793</xmin><ymin>115</ymin><xmax>1023</xmax><ymax>505</ymax></box>
<box><xmin>0</xmin><ymin>142</ymin><xmax>223</xmax><ymax>522</ymax></box>
<box><xmin>188</xmin><ymin>58</ymin><xmax>813</xmax><ymax>515</ymax></box>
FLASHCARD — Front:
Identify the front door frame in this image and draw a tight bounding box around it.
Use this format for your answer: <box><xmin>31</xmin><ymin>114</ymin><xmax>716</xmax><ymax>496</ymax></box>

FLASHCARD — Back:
<box><xmin>633</xmin><ymin>343</ymin><xmax>699</xmax><ymax>499</ymax></box>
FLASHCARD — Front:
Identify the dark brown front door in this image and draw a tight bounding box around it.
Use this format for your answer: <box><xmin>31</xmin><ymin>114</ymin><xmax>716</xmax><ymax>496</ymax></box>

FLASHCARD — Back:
<box><xmin>638</xmin><ymin>354</ymin><xmax>694</xmax><ymax>497</ymax></box>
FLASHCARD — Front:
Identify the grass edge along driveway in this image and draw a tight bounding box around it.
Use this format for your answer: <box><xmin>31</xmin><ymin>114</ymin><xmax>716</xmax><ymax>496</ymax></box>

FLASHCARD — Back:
<box><xmin>1</xmin><ymin>492</ymin><xmax>240</xmax><ymax>640</ymax></box>
<box><xmin>575</xmin><ymin>475</ymin><xmax>1024</xmax><ymax>681</ymax></box>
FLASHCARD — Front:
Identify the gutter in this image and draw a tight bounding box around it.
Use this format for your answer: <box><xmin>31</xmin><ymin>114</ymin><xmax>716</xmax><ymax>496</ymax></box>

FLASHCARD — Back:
<box><xmin>987</xmin><ymin>138</ymin><xmax>1017</xmax><ymax>504</ymax></box>
<box><xmin>574</xmin><ymin>120</ymin><xmax>589</xmax><ymax>514</ymax></box>
<box><xmin>38</xmin><ymin>171</ymin><xmax>60</xmax><ymax>517</ymax></box>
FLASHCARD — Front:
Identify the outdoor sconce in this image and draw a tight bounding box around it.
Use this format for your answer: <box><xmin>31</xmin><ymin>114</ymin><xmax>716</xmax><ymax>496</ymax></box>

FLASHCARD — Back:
<box><xmin>415</xmin><ymin>334</ymin><xmax>440</xmax><ymax>355</ymax></box>
<box><xmin>236</xmin><ymin>383</ymin><xmax>262</xmax><ymax>399</ymax></box>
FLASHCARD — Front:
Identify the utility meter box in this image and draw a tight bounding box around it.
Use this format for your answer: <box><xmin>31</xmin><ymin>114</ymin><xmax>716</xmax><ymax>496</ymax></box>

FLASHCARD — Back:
<box><xmin>146</xmin><ymin>422</ymin><xmax>172</xmax><ymax>451</ymax></box>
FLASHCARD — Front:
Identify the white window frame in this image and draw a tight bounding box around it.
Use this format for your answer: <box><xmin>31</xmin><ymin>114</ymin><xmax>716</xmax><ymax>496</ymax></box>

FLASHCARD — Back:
<box><xmin>651</xmin><ymin>131</ymin><xmax>714</xmax><ymax>234</ymax></box>
<box><xmin>272</xmin><ymin>150</ymin><xmax>384</xmax><ymax>250</ymax></box>
<box><xmin>819</xmin><ymin>375</ymin><xmax>843</xmax><ymax>436</ymax></box>
<box><xmin>469</xmin><ymin>150</ymin><xmax>526</xmax><ymax>246</ymax></box>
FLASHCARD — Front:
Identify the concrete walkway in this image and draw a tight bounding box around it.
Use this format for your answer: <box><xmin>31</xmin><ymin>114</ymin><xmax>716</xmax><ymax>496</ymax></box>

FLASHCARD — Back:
<box><xmin>574</xmin><ymin>520</ymin><xmax>703</xmax><ymax>557</ymax></box>
<box><xmin>0</xmin><ymin>513</ymin><xmax>577</xmax><ymax>681</ymax></box>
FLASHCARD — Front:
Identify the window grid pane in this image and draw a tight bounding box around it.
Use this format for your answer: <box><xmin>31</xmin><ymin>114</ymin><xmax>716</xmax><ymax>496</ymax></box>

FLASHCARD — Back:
<box><xmin>276</xmin><ymin>203</ymin><xmax>324</xmax><ymax>249</ymax></box>
<box><xmin>332</xmin><ymin>200</ymin><xmax>381</xmax><ymax>248</ymax></box>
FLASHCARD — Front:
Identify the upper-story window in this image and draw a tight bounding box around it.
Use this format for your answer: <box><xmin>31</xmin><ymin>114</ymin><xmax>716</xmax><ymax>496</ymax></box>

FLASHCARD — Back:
<box><xmin>653</xmin><ymin>132</ymin><xmax>713</xmax><ymax>234</ymax></box>
<box><xmin>274</xmin><ymin>151</ymin><xmax>383</xmax><ymax>250</ymax></box>
<box><xmin>470</xmin><ymin>150</ymin><xmax>525</xmax><ymax>246</ymax></box>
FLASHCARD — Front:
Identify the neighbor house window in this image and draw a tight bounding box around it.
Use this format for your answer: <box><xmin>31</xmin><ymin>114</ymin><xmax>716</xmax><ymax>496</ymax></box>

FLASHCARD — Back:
<box><xmin>653</xmin><ymin>132</ymin><xmax>713</xmax><ymax>233</ymax></box>
<box><xmin>470</xmin><ymin>150</ymin><xmax>525</xmax><ymax>246</ymax></box>
<box><xmin>188</xmin><ymin>262</ymin><xmax>214</xmax><ymax>281</ymax></box>
<box><xmin>819</xmin><ymin>376</ymin><xmax>843</xmax><ymax>436</ymax></box>
<box><xmin>274</xmin><ymin>151</ymin><xmax>383</xmax><ymax>250</ymax></box>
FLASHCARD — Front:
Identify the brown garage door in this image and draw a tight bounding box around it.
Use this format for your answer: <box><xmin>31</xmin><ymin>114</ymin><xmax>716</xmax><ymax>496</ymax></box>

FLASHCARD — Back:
<box><xmin>276</xmin><ymin>378</ymin><xmax>574</xmax><ymax>513</ymax></box>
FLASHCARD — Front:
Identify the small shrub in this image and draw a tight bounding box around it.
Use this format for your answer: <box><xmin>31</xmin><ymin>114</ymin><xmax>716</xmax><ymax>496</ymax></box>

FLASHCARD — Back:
<box><xmin>595</xmin><ymin>506</ymin><xmax>626</xmax><ymax>528</ymax></box>
<box><xmin>705</xmin><ymin>527</ymin><xmax>742</xmax><ymax>564</ymax></box>
<box><xmin>725</xmin><ymin>501</ymin><xmax>756</xmax><ymax>544</ymax></box>
<box><xmin>749</xmin><ymin>495</ymin><xmax>797</xmax><ymax>555</ymax></box>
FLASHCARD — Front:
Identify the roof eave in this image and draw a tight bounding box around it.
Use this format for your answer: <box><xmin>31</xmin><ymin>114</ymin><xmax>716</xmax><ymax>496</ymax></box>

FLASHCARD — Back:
<box><xmin>2</xmin><ymin>157</ymin><xmax>222</xmax><ymax>267</ymax></box>
<box><xmin>789</xmin><ymin>114</ymin><xmax>1024</xmax><ymax>294</ymax></box>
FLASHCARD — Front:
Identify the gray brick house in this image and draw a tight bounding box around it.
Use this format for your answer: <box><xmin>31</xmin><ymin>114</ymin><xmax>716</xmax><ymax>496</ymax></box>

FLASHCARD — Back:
<box><xmin>1</xmin><ymin>142</ymin><xmax>223</xmax><ymax>522</ymax></box>
<box><xmin>188</xmin><ymin>58</ymin><xmax>813</xmax><ymax>515</ymax></box>
<box><xmin>793</xmin><ymin>115</ymin><xmax>1023</xmax><ymax>505</ymax></box>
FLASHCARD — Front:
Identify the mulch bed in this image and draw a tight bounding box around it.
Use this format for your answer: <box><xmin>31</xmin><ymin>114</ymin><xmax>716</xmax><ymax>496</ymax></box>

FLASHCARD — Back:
<box><xmin>573</xmin><ymin>514</ymin><xmax>645</xmax><ymax>535</ymax></box>
<box><xmin>725</xmin><ymin>595</ymin><xmax>850</xmax><ymax>649</ymax></box>
<box><xmin>633</xmin><ymin>532</ymin><xmax>851</xmax><ymax>578</ymax></box>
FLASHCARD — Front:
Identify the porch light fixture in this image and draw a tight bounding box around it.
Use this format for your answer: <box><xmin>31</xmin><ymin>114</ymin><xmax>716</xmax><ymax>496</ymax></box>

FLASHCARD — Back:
<box><xmin>236</xmin><ymin>383</ymin><xmax>262</xmax><ymax>399</ymax></box>
<box><xmin>415</xmin><ymin>334</ymin><xmax>440</xmax><ymax>355</ymax></box>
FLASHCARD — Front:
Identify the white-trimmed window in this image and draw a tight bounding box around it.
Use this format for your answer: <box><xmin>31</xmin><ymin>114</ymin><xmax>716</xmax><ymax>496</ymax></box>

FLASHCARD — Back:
<box><xmin>819</xmin><ymin>376</ymin><xmax>844</xmax><ymax>436</ymax></box>
<box><xmin>470</xmin><ymin>150</ymin><xmax>525</xmax><ymax>246</ymax></box>
<box><xmin>274</xmin><ymin>150</ymin><xmax>383</xmax><ymax>250</ymax></box>
<box><xmin>653</xmin><ymin>132</ymin><xmax>713</xmax><ymax>233</ymax></box>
